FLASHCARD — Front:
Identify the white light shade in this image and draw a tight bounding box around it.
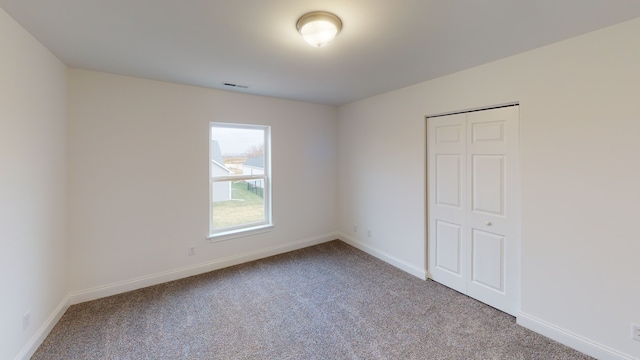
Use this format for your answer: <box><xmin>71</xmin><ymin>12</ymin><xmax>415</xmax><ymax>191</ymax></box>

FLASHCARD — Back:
<box><xmin>296</xmin><ymin>11</ymin><xmax>342</xmax><ymax>47</ymax></box>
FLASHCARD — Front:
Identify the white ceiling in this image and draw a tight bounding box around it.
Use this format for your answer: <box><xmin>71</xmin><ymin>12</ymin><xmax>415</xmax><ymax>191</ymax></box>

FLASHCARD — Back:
<box><xmin>2</xmin><ymin>0</ymin><xmax>640</xmax><ymax>105</ymax></box>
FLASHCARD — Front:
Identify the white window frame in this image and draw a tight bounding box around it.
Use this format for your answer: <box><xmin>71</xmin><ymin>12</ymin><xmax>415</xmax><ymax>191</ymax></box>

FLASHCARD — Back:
<box><xmin>208</xmin><ymin>122</ymin><xmax>272</xmax><ymax>241</ymax></box>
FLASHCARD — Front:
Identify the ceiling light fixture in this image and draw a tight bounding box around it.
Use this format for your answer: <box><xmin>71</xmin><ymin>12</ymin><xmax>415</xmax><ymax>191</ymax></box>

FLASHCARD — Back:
<box><xmin>296</xmin><ymin>11</ymin><xmax>342</xmax><ymax>47</ymax></box>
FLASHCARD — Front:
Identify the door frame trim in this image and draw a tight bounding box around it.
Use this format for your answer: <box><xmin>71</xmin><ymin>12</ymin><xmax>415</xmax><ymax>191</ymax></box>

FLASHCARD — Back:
<box><xmin>427</xmin><ymin>102</ymin><xmax>519</xmax><ymax>119</ymax></box>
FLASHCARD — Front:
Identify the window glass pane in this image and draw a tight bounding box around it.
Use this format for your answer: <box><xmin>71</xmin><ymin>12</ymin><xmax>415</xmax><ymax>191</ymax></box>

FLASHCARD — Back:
<box><xmin>211</xmin><ymin>180</ymin><xmax>265</xmax><ymax>230</ymax></box>
<box><xmin>211</xmin><ymin>127</ymin><xmax>264</xmax><ymax>174</ymax></box>
<box><xmin>210</xmin><ymin>123</ymin><xmax>270</xmax><ymax>236</ymax></box>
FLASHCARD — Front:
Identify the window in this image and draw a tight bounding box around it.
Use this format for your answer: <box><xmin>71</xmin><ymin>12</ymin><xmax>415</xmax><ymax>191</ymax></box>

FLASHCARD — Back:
<box><xmin>209</xmin><ymin>122</ymin><xmax>271</xmax><ymax>240</ymax></box>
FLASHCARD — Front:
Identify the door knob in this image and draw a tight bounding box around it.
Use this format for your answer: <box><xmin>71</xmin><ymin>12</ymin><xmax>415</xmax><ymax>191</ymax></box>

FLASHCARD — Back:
<box><xmin>485</xmin><ymin>221</ymin><xmax>492</xmax><ymax>226</ymax></box>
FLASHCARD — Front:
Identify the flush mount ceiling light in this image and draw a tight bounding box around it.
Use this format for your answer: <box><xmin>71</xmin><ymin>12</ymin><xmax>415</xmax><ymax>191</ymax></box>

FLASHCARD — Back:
<box><xmin>296</xmin><ymin>11</ymin><xmax>342</xmax><ymax>47</ymax></box>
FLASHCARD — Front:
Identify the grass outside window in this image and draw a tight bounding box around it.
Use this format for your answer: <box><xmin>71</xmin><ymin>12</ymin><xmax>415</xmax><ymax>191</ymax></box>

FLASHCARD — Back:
<box><xmin>212</xmin><ymin>181</ymin><xmax>264</xmax><ymax>229</ymax></box>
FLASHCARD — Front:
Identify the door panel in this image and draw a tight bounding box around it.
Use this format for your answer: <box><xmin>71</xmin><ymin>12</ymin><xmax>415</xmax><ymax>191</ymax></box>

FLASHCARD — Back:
<box><xmin>466</xmin><ymin>106</ymin><xmax>518</xmax><ymax>315</ymax></box>
<box><xmin>428</xmin><ymin>106</ymin><xmax>519</xmax><ymax>316</ymax></box>
<box><xmin>472</xmin><ymin>155</ymin><xmax>505</xmax><ymax>216</ymax></box>
<box><xmin>436</xmin><ymin>155</ymin><xmax>462</xmax><ymax>208</ymax></box>
<box><xmin>435</xmin><ymin>220</ymin><xmax>462</xmax><ymax>275</ymax></box>
<box><xmin>471</xmin><ymin>121</ymin><xmax>505</xmax><ymax>143</ymax></box>
<box><xmin>471</xmin><ymin>229</ymin><xmax>505</xmax><ymax>292</ymax></box>
<box><xmin>428</xmin><ymin>114</ymin><xmax>467</xmax><ymax>293</ymax></box>
<box><xmin>436</xmin><ymin>125</ymin><xmax>463</xmax><ymax>144</ymax></box>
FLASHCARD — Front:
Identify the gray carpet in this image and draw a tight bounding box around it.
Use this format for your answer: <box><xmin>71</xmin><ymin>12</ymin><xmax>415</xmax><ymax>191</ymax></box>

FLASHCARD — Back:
<box><xmin>32</xmin><ymin>240</ymin><xmax>592</xmax><ymax>359</ymax></box>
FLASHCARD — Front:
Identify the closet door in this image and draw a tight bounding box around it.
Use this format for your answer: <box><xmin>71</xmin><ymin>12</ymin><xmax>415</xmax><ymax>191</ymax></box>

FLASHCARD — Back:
<box><xmin>428</xmin><ymin>106</ymin><xmax>519</xmax><ymax>315</ymax></box>
<box><xmin>465</xmin><ymin>106</ymin><xmax>519</xmax><ymax>315</ymax></box>
<box><xmin>428</xmin><ymin>113</ymin><xmax>467</xmax><ymax>294</ymax></box>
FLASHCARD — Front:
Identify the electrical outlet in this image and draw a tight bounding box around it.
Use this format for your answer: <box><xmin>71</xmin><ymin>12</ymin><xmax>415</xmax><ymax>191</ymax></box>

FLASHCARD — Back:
<box><xmin>353</xmin><ymin>224</ymin><xmax>358</xmax><ymax>233</ymax></box>
<box><xmin>367</xmin><ymin>229</ymin><xmax>371</xmax><ymax>238</ymax></box>
<box><xmin>632</xmin><ymin>324</ymin><xmax>640</xmax><ymax>341</ymax></box>
<box><xmin>23</xmin><ymin>312</ymin><xmax>30</xmax><ymax>331</ymax></box>
<box><xmin>188</xmin><ymin>247</ymin><xmax>196</xmax><ymax>256</ymax></box>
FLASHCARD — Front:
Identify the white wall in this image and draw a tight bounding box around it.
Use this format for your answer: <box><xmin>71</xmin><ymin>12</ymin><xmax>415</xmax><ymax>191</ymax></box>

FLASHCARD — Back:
<box><xmin>338</xmin><ymin>17</ymin><xmax>640</xmax><ymax>359</ymax></box>
<box><xmin>68</xmin><ymin>69</ymin><xmax>338</xmax><ymax>298</ymax></box>
<box><xmin>0</xmin><ymin>7</ymin><xmax>69</xmax><ymax>360</ymax></box>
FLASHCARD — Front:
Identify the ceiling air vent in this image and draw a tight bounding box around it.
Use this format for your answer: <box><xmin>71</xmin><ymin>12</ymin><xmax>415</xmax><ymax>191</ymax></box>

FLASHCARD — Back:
<box><xmin>222</xmin><ymin>82</ymin><xmax>249</xmax><ymax>89</ymax></box>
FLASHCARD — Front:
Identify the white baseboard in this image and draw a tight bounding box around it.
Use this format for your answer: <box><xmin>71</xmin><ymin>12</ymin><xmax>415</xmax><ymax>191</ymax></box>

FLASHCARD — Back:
<box><xmin>517</xmin><ymin>312</ymin><xmax>637</xmax><ymax>360</ymax></box>
<box><xmin>15</xmin><ymin>294</ymin><xmax>70</xmax><ymax>360</ymax></box>
<box><xmin>69</xmin><ymin>232</ymin><xmax>337</xmax><ymax>305</ymax></box>
<box><xmin>338</xmin><ymin>233</ymin><xmax>427</xmax><ymax>280</ymax></box>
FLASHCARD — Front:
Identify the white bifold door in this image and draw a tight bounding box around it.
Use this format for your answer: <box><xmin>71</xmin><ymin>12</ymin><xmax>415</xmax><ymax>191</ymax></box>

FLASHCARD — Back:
<box><xmin>427</xmin><ymin>106</ymin><xmax>519</xmax><ymax>315</ymax></box>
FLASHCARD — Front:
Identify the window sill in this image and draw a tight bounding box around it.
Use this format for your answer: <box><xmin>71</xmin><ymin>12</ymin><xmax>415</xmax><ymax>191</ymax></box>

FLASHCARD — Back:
<box><xmin>208</xmin><ymin>224</ymin><xmax>274</xmax><ymax>243</ymax></box>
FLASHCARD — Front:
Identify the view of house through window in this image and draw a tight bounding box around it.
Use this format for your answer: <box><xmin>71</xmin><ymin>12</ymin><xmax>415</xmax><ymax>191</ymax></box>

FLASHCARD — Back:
<box><xmin>209</xmin><ymin>123</ymin><xmax>271</xmax><ymax>237</ymax></box>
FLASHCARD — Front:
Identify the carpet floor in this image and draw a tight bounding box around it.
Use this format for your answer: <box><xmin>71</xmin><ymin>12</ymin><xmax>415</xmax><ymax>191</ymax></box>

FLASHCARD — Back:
<box><xmin>32</xmin><ymin>240</ymin><xmax>592</xmax><ymax>359</ymax></box>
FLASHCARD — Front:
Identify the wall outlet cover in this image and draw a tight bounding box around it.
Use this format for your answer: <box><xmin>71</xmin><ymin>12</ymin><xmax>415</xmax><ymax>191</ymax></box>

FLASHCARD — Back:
<box><xmin>23</xmin><ymin>312</ymin><xmax>30</xmax><ymax>331</ymax></box>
